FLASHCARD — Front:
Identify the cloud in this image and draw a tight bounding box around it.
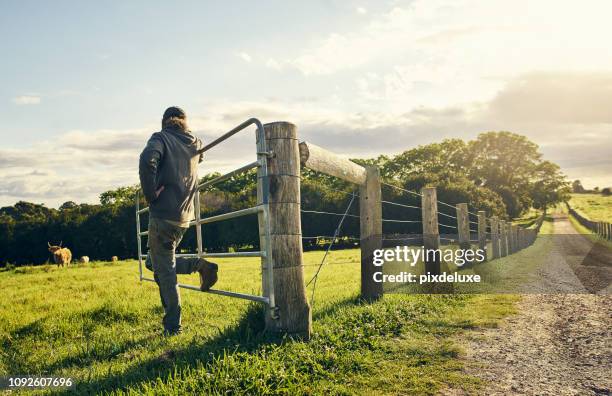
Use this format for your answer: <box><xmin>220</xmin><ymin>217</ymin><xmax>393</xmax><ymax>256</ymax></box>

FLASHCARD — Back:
<box><xmin>2</xmin><ymin>70</ymin><xmax>611</xmax><ymax>207</ymax></box>
<box><xmin>12</xmin><ymin>95</ymin><xmax>41</xmax><ymax>105</ymax></box>
<box><xmin>356</xmin><ymin>7</ymin><xmax>367</xmax><ymax>15</ymax></box>
<box><xmin>266</xmin><ymin>0</ymin><xmax>612</xmax><ymax>80</ymax></box>
<box><xmin>486</xmin><ymin>72</ymin><xmax>612</xmax><ymax>125</ymax></box>
<box><xmin>265</xmin><ymin>58</ymin><xmax>283</xmax><ymax>71</ymax></box>
<box><xmin>237</xmin><ymin>52</ymin><xmax>252</xmax><ymax>63</ymax></box>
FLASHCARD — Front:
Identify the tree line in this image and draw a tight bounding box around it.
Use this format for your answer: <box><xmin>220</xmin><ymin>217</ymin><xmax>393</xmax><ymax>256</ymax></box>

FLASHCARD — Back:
<box><xmin>0</xmin><ymin>131</ymin><xmax>570</xmax><ymax>266</ymax></box>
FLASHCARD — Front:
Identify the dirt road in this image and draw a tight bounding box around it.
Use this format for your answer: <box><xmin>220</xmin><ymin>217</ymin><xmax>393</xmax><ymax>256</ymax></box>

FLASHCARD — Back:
<box><xmin>455</xmin><ymin>214</ymin><xmax>611</xmax><ymax>395</ymax></box>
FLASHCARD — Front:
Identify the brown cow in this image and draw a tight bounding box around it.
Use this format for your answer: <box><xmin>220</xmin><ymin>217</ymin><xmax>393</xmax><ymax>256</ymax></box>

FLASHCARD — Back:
<box><xmin>47</xmin><ymin>242</ymin><xmax>72</xmax><ymax>267</ymax></box>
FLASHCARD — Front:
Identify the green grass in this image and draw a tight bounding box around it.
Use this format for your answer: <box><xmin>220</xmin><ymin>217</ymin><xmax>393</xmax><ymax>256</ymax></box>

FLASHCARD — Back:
<box><xmin>569</xmin><ymin>193</ymin><xmax>612</xmax><ymax>222</ymax></box>
<box><xmin>512</xmin><ymin>208</ymin><xmax>543</xmax><ymax>228</ymax></box>
<box><xmin>0</xmin><ymin>250</ymin><xmax>519</xmax><ymax>395</ymax></box>
<box><xmin>565</xmin><ymin>207</ymin><xmax>612</xmax><ymax>250</ymax></box>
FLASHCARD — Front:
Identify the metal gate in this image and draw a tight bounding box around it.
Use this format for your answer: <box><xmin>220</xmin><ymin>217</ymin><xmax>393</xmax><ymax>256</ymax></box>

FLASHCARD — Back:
<box><xmin>135</xmin><ymin>118</ymin><xmax>276</xmax><ymax>316</ymax></box>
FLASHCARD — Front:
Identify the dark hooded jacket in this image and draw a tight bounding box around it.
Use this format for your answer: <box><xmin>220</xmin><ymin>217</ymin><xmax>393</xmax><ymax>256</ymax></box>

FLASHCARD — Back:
<box><xmin>139</xmin><ymin>126</ymin><xmax>203</xmax><ymax>223</ymax></box>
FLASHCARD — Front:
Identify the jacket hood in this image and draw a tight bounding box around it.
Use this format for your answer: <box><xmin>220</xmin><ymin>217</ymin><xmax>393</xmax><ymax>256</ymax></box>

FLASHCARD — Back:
<box><xmin>161</xmin><ymin>126</ymin><xmax>199</xmax><ymax>148</ymax></box>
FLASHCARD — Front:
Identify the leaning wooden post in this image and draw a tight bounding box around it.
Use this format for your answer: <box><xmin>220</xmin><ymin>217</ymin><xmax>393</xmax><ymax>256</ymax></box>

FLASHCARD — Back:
<box><xmin>359</xmin><ymin>166</ymin><xmax>383</xmax><ymax>301</ymax></box>
<box><xmin>490</xmin><ymin>216</ymin><xmax>500</xmax><ymax>259</ymax></box>
<box><xmin>456</xmin><ymin>203</ymin><xmax>470</xmax><ymax>250</ymax></box>
<box><xmin>477</xmin><ymin>211</ymin><xmax>487</xmax><ymax>260</ymax></box>
<box><xmin>259</xmin><ymin>121</ymin><xmax>311</xmax><ymax>338</ymax></box>
<box><xmin>421</xmin><ymin>187</ymin><xmax>441</xmax><ymax>275</ymax></box>
<box><xmin>500</xmin><ymin>220</ymin><xmax>508</xmax><ymax>257</ymax></box>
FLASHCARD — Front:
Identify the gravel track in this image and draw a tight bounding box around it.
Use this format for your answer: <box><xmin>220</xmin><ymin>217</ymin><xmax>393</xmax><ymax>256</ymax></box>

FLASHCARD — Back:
<box><xmin>450</xmin><ymin>213</ymin><xmax>611</xmax><ymax>395</ymax></box>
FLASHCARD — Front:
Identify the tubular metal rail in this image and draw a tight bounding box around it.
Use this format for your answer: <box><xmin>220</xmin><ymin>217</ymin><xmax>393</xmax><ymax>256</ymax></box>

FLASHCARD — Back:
<box><xmin>136</xmin><ymin>118</ymin><xmax>277</xmax><ymax>316</ymax></box>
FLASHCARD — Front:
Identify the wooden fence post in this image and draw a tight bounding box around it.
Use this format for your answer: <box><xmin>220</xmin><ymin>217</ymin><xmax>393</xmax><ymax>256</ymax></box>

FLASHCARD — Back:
<box><xmin>421</xmin><ymin>187</ymin><xmax>441</xmax><ymax>275</ymax></box>
<box><xmin>477</xmin><ymin>211</ymin><xmax>487</xmax><ymax>261</ymax></box>
<box><xmin>500</xmin><ymin>220</ymin><xmax>508</xmax><ymax>257</ymax></box>
<box><xmin>608</xmin><ymin>223</ymin><xmax>612</xmax><ymax>241</ymax></box>
<box><xmin>506</xmin><ymin>223</ymin><xmax>513</xmax><ymax>253</ymax></box>
<box><xmin>598</xmin><ymin>222</ymin><xmax>602</xmax><ymax>237</ymax></box>
<box><xmin>511</xmin><ymin>225</ymin><xmax>518</xmax><ymax>253</ymax></box>
<box><xmin>359</xmin><ymin>166</ymin><xmax>383</xmax><ymax>301</ymax></box>
<box><xmin>259</xmin><ymin>121</ymin><xmax>311</xmax><ymax>338</ymax></box>
<box><xmin>456</xmin><ymin>203</ymin><xmax>470</xmax><ymax>250</ymax></box>
<box><xmin>490</xmin><ymin>216</ymin><xmax>500</xmax><ymax>259</ymax></box>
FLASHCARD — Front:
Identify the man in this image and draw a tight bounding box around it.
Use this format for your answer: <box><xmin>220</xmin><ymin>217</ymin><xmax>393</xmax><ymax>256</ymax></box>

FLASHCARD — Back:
<box><xmin>139</xmin><ymin>106</ymin><xmax>218</xmax><ymax>336</ymax></box>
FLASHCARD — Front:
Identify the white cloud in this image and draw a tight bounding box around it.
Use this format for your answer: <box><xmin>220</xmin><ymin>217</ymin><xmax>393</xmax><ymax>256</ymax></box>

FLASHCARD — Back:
<box><xmin>265</xmin><ymin>58</ymin><xmax>283</xmax><ymax>71</ymax></box>
<box><xmin>356</xmin><ymin>7</ymin><xmax>367</xmax><ymax>15</ymax></box>
<box><xmin>237</xmin><ymin>52</ymin><xmax>252</xmax><ymax>63</ymax></box>
<box><xmin>266</xmin><ymin>0</ymin><xmax>612</xmax><ymax>84</ymax></box>
<box><xmin>12</xmin><ymin>95</ymin><xmax>41</xmax><ymax>105</ymax></box>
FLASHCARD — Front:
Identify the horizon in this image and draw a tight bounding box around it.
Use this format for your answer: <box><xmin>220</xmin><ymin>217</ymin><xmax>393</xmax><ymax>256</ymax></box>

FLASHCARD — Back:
<box><xmin>1</xmin><ymin>0</ymin><xmax>611</xmax><ymax>208</ymax></box>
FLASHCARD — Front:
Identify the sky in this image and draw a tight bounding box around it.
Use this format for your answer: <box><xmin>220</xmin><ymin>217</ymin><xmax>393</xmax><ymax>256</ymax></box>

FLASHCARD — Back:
<box><xmin>1</xmin><ymin>0</ymin><xmax>611</xmax><ymax>208</ymax></box>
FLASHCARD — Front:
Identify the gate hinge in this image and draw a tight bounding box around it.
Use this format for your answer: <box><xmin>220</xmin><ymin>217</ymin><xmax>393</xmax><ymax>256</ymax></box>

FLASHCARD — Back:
<box><xmin>270</xmin><ymin>306</ymin><xmax>280</xmax><ymax>320</ymax></box>
<box><xmin>257</xmin><ymin>150</ymin><xmax>275</xmax><ymax>158</ymax></box>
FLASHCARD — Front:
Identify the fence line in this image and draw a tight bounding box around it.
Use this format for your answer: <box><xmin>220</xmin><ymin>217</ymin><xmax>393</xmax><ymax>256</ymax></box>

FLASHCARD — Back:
<box><xmin>566</xmin><ymin>202</ymin><xmax>611</xmax><ymax>241</ymax></box>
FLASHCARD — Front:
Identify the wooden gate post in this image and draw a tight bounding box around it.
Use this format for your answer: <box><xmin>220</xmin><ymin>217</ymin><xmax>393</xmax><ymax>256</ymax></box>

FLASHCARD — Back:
<box><xmin>500</xmin><ymin>220</ymin><xmax>508</xmax><ymax>257</ymax></box>
<box><xmin>490</xmin><ymin>216</ymin><xmax>500</xmax><ymax>259</ymax></box>
<box><xmin>359</xmin><ymin>166</ymin><xmax>383</xmax><ymax>301</ymax></box>
<box><xmin>456</xmin><ymin>203</ymin><xmax>470</xmax><ymax>250</ymax></box>
<box><xmin>259</xmin><ymin>121</ymin><xmax>311</xmax><ymax>338</ymax></box>
<box><xmin>477</xmin><ymin>211</ymin><xmax>487</xmax><ymax>260</ymax></box>
<box><xmin>421</xmin><ymin>187</ymin><xmax>441</xmax><ymax>275</ymax></box>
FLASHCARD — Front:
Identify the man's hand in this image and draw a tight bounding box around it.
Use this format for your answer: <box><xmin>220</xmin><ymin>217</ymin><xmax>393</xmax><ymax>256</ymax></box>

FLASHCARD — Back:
<box><xmin>155</xmin><ymin>185</ymin><xmax>165</xmax><ymax>199</ymax></box>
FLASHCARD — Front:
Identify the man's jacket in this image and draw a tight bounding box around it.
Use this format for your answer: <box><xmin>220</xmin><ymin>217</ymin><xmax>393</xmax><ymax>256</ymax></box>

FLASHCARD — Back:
<box><xmin>139</xmin><ymin>126</ymin><xmax>203</xmax><ymax>223</ymax></box>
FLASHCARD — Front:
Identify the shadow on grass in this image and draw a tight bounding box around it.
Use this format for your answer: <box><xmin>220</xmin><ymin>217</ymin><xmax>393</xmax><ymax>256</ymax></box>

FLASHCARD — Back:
<box><xmin>47</xmin><ymin>295</ymin><xmax>364</xmax><ymax>394</ymax></box>
<box><xmin>311</xmin><ymin>295</ymin><xmax>362</xmax><ymax>321</ymax></box>
<box><xmin>54</xmin><ymin>303</ymin><xmax>283</xmax><ymax>395</ymax></box>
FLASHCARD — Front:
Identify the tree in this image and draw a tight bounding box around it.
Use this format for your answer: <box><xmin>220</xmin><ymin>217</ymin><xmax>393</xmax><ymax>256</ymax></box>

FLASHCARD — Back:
<box><xmin>572</xmin><ymin>180</ymin><xmax>585</xmax><ymax>193</ymax></box>
<box><xmin>382</xmin><ymin>139</ymin><xmax>469</xmax><ymax>182</ymax></box>
<box><xmin>531</xmin><ymin>161</ymin><xmax>570</xmax><ymax>212</ymax></box>
<box><xmin>99</xmin><ymin>185</ymin><xmax>139</xmax><ymax>206</ymax></box>
<box><xmin>602</xmin><ymin>187</ymin><xmax>611</xmax><ymax>196</ymax></box>
<box><xmin>467</xmin><ymin>132</ymin><xmax>539</xmax><ymax>216</ymax></box>
<box><xmin>59</xmin><ymin>201</ymin><xmax>78</xmax><ymax>210</ymax></box>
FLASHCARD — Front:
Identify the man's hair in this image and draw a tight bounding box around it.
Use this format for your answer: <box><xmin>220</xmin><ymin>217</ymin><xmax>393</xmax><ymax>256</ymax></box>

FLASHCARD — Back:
<box><xmin>162</xmin><ymin>106</ymin><xmax>188</xmax><ymax>131</ymax></box>
<box><xmin>162</xmin><ymin>116</ymin><xmax>188</xmax><ymax>131</ymax></box>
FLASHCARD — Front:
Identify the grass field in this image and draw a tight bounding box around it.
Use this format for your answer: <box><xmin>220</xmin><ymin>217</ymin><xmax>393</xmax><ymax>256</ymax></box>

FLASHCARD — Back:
<box><xmin>0</xmin><ymin>246</ymin><xmax>529</xmax><ymax>395</ymax></box>
<box><xmin>569</xmin><ymin>193</ymin><xmax>612</xmax><ymax>222</ymax></box>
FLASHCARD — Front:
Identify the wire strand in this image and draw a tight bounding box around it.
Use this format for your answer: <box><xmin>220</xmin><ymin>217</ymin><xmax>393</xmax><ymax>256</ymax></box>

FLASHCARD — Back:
<box><xmin>306</xmin><ymin>193</ymin><xmax>357</xmax><ymax>308</ymax></box>
<box><xmin>301</xmin><ymin>210</ymin><xmax>360</xmax><ymax>218</ymax></box>
<box><xmin>437</xmin><ymin>211</ymin><xmax>457</xmax><ymax>220</ymax></box>
<box><xmin>381</xmin><ymin>200</ymin><xmax>420</xmax><ymax>210</ymax></box>
<box><xmin>302</xmin><ymin>235</ymin><xmax>360</xmax><ymax>241</ymax></box>
<box><xmin>381</xmin><ymin>182</ymin><xmax>423</xmax><ymax>197</ymax></box>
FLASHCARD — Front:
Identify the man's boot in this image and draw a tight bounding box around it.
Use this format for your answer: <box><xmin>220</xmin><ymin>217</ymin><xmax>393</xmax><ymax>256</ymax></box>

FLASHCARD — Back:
<box><xmin>198</xmin><ymin>259</ymin><xmax>218</xmax><ymax>291</ymax></box>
